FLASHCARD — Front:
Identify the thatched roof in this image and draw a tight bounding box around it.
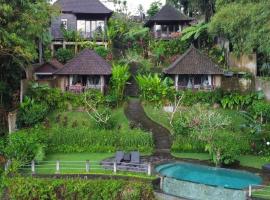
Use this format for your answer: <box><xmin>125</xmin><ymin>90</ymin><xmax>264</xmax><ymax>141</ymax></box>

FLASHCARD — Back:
<box><xmin>145</xmin><ymin>4</ymin><xmax>192</xmax><ymax>27</ymax></box>
<box><xmin>35</xmin><ymin>59</ymin><xmax>64</xmax><ymax>74</ymax></box>
<box><xmin>55</xmin><ymin>49</ymin><xmax>112</xmax><ymax>75</ymax></box>
<box><xmin>54</xmin><ymin>0</ymin><xmax>113</xmax><ymax>15</ymax></box>
<box><xmin>164</xmin><ymin>46</ymin><xmax>223</xmax><ymax>75</ymax></box>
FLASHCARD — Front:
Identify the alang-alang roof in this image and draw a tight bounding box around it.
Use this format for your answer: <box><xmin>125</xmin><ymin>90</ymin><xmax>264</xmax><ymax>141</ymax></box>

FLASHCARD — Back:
<box><xmin>164</xmin><ymin>46</ymin><xmax>223</xmax><ymax>75</ymax></box>
<box><xmin>145</xmin><ymin>4</ymin><xmax>193</xmax><ymax>26</ymax></box>
<box><xmin>54</xmin><ymin>0</ymin><xmax>113</xmax><ymax>14</ymax></box>
<box><xmin>55</xmin><ymin>49</ymin><xmax>112</xmax><ymax>75</ymax></box>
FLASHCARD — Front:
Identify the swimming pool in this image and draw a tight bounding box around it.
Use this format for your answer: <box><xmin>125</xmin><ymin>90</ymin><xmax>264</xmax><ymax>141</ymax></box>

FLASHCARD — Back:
<box><xmin>156</xmin><ymin>162</ymin><xmax>262</xmax><ymax>190</ymax></box>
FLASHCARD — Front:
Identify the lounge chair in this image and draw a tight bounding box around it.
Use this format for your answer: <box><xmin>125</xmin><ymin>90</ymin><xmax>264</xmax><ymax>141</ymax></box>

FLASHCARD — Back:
<box><xmin>115</xmin><ymin>151</ymin><xmax>124</xmax><ymax>164</ymax></box>
<box><xmin>131</xmin><ymin>151</ymin><xmax>140</xmax><ymax>164</ymax></box>
<box><xmin>123</xmin><ymin>153</ymin><xmax>131</xmax><ymax>162</ymax></box>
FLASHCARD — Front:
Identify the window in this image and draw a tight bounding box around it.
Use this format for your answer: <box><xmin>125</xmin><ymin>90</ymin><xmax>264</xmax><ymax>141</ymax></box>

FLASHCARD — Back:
<box><xmin>61</xmin><ymin>19</ymin><xmax>68</xmax><ymax>30</ymax></box>
<box><xmin>77</xmin><ymin>20</ymin><xmax>105</xmax><ymax>38</ymax></box>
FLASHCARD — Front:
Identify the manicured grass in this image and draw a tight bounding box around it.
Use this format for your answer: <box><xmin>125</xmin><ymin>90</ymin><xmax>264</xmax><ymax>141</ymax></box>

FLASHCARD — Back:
<box><xmin>172</xmin><ymin>153</ymin><xmax>268</xmax><ymax>169</ymax></box>
<box><xmin>143</xmin><ymin>104</ymin><xmax>172</xmax><ymax>131</ymax></box>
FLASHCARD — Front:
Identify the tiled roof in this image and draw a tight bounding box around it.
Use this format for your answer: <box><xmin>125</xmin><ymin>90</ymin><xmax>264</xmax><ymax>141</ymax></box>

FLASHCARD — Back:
<box><xmin>55</xmin><ymin>49</ymin><xmax>112</xmax><ymax>75</ymax></box>
<box><xmin>145</xmin><ymin>4</ymin><xmax>192</xmax><ymax>26</ymax></box>
<box><xmin>164</xmin><ymin>46</ymin><xmax>223</xmax><ymax>75</ymax></box>
<box><xmin>54</xmin><ymin>0</ymin><xmax>113</xmax><ymax>14</ymax></box>
<box><xmin>35</xmin><ymin>59</ymin><xmax>64</xmax><ymax>74</ymax></box>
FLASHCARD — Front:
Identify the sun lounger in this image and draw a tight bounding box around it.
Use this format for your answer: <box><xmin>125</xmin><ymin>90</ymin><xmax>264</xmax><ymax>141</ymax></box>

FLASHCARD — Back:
<box><xmin>115</xmin><ymin>151</ymin><xmax>124</xmax><ymax>164</ymax></box>
<box><xmin>131</xmin><ymin>151</ymin><xmax>140</xmax><ymax>164</ymax></box>
<box><xmin>123</xmin><ymin>153</ymin><xmax>131</xmax><ymax>162</ymax></box>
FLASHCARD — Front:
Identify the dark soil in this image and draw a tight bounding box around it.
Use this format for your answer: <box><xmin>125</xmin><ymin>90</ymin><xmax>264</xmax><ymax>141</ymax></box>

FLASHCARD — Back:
<box><xmin>124</xmin><ymin>99</ymin><xmax>172</xmax><ymax>157</ymax></box>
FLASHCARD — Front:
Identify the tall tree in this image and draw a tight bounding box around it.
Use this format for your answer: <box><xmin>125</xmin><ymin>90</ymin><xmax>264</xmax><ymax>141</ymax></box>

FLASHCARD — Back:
<box><xmin>0</xmin><ymin>0</ymin><xmax>57</xmax><ymax>108</ymax></box>
<box><xmin>209</xmin><ymin>1</ymin><xmax>270</xmax><ymax>56</ymax></box>
<box><xmin>147</xmin><ymin>1</ymin><xmax>162</xmax><ymax>17</ymax></box>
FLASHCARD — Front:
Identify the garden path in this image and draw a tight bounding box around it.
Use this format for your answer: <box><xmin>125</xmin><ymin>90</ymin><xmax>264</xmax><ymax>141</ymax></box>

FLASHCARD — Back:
<box><xmin>125</xmin><ymin>99</ymin><xmax>172</xmax><ymax>157</ymax></box>
<box><xmin>125</xmin><ymin>62</ymin><xmax>139</xmax><ymax>97</ymax></box>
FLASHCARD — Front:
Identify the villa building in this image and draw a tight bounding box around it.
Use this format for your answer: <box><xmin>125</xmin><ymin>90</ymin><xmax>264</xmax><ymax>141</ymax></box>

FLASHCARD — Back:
<box><xmin>34</xmin><ymin>49</ymin><xmax>111</xmax><ymax>93</ymax></box>
<box><xmin>164</xmin><ymin>46</ymin><xmax>223</xmax><ymax>90</ymax></box>
<box><xmin>145</xmin><ymin>4</ymin><xmax>193</xmax><ymax>39</ymax></box>
<box><xmin>50</xmin><ymin>0</ymin><xmax>113</xmax><ymax>54</ymax></box>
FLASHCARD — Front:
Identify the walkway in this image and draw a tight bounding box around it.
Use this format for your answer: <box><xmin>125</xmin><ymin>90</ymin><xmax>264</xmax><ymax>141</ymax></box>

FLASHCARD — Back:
<box><xmin>125</xmin><ymin>99</ymin><xmax>172</xmax><ymax>157</ymax></box>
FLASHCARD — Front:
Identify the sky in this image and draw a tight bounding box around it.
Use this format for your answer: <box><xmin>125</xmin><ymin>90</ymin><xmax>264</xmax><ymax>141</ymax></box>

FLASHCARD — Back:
<box><xmin>51</xmin><ymin>0</ymin><xmax>166</xmax><ymax>15</ymax></box>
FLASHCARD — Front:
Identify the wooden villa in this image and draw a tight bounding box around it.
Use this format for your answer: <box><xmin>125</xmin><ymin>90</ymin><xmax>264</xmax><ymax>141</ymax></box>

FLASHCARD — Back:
<box><xmin>51</xmin><ymin>0</ymin><xmax>113</xmax><ymax>53</ymax></box>
<box><xmin>164</xmin><ymin>46</ymin><xmax>223</xmax><ymax>90</ymax></box>
<box><xmin>34</xmin><ymin>49</ymin><xmax>111</xmax><ymax>93</ymax></box>
<box><xmin>145</xmin><ymin>4</ymin><xmax>193</xmax><ymax>39</ymax></box>
<box><xmin>54</xmin><ymin>49</ymin><xmax>111</xmax><ymax>93</ymax></box>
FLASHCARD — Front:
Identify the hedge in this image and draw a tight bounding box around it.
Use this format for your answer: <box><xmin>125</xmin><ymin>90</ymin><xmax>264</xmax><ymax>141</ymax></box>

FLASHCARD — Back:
<box><xmin>3</xmin><ymin>177</ymin><xmax>155</xmax><ymax>200</ymax></box>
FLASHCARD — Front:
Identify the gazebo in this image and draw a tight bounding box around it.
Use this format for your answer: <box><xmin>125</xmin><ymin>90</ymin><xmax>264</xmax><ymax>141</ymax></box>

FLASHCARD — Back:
<box><xmin>145</xmin><ymin>4</ymin><xmax>193</xmax><ymax>39</ymax></box>
<box><xmin>164</xmin><ymin>46</ymin><xmax>224</xmax><ymax>90</ymax></box>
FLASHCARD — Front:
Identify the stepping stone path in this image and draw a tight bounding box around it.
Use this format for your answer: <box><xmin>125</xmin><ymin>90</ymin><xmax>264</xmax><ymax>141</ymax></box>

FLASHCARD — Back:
<box><xmin>125</xmin><ymin>99</ymin><xmax>172</xmax><ymax>158</ymax></box>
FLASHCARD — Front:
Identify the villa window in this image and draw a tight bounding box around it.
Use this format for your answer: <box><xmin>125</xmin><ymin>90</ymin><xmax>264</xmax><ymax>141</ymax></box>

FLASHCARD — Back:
<box><xmin>77</xmin><ymin>20</ymin><xmax>105</xmax><ymax>38</ymax></box>
<box><xmin>61</xmin><ymin>19</ymin><xmax>68</xmax><ymax>30</ymax></box>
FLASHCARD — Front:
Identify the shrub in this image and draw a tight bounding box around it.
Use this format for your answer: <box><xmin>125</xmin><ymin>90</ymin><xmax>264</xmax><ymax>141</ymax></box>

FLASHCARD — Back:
<box><xmin>94</xmin><ymin>46</ymin><xmax>109</xmax><ymax>58</ymax></box>
<box><xmin>110</xmin><ymin>64</ymin><xmax>131</xmax><ymax>105</ymax></box>
<box><xmin>220</xmin><ymin>91</ymin><xmax>264</xmax><ymax>110</ymax></box>
<box><xmin>171</xmin><ymin>135</ymin><xmax>206</xmax><ymax>153</ymax></box>
<box><xmin>4</xmin><ymin>178</ymin><xmax>155</xmax><ymax>200</ymax></box>
<box><xmin>4</xmin><ymin>130</ymin><xmax>46</xmax><ymax>164</ymax></box>
<box><xmin>55</xmin><ymin>48</ymin><xmax>74</xmax><ymax>63</ymax></box>
<box><xmin>136</xmin><ymin>74</ymin><xmax>174</xmax><ymax>106</ymax></box>
<box><xmin>248</xmin><ymin>100</ymin><xmax>270</xmax><ymax>122</ymax></box>
<box><xmin>17</xmin><ymin>97</ymin><xmax>49</xmax><ymax>128</ymax></box>
<box><xmin>177</xmin><ymin>89</ymin><xmax>223</xmax><ymax>106</ymax></box>
<box><xmin>205</xmin><ymin>130</ymin><xmax>249</xmax><ymax>166</ymax></box>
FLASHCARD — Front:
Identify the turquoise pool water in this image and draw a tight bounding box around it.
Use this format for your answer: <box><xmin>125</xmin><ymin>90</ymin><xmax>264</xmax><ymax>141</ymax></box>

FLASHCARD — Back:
<box><xmin>156</xmin><ymin>162</ymin><xmax>262</xmax><ymax>190</ymax></box>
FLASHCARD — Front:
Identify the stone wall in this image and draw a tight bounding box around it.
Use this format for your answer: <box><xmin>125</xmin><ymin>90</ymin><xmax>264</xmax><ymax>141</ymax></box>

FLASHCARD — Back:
<box><xmin>221</xmin><ymin>76</ymin><xmax>254</xmax><ymax>92</ymax></box>
<box><xmin>8</xmin><ymin>110</ymin><xmax>17</xmax><ymax>134</ymax></box>
<box><xmin>255</xmin><ymin>78</ymin><xmax>270</xmax><ymax>101</ymax></box>
<box><xmin>162</xmin><ymin>177</ymin><xmax>247</xmax><ymax>200</ymax></box>
<box><xmin>228</xmin><ymin>53</ymin><xmax>257</xmax><ymax>75</ymax></box>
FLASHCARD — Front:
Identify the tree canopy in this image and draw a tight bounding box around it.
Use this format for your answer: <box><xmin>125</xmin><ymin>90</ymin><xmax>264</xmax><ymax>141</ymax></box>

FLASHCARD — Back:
<box><xmin>209</xmin><ymin>1</ymin><xmax>270</xmax><ymax>56</ymax></box>
<box><xmin>147</xmin><ymin>1</ymin><xmax>162</xmax><ymax>17</ymax></box>
<box><xmin>0</xmin><ymin>0</ymin><xmax>57</xmax><ymax>108</ymax></box>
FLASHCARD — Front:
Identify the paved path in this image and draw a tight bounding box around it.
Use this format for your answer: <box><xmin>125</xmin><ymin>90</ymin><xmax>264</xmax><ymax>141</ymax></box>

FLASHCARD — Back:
<box><xmin>125</xmin><ymin>99</ymin><xmax>172</xmax><ymax>157</ymax></box>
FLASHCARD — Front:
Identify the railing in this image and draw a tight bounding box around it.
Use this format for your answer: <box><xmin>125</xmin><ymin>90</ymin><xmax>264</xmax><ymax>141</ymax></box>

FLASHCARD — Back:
<box><xmin>177</xmin><ymin>85</ymin><xmax>215</xmax><ymax>91</ymax></box>
<box><xmin>249</xmin><ymin>184</ymin><xmax>270</xmax><ymax>199</ymax></box>
<box><xmin>67</xmin><ymin>85</ymin><xmax>102</xmax><ymax>93</ymax></box>
<box><xmin>5</xmin><ymin>160</ymin><xmax>151</xmax><ymax>176</ymax></box>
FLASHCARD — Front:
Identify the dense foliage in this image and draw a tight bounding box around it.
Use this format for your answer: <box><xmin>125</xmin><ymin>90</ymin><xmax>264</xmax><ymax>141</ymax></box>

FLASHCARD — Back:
<box><xmin>3</xmin><ymin>177</ymin><xmax>155</xmax><ymax>200</ymax></box>
<box><xmin>55</xmin><ymin>48</ymin><xmax>74</xmax><ymax>63</ymax></box>
<box><xmin>137</xmin><ymin>74</ymin><xmax>174</xmax><ymax>106</ymax></box>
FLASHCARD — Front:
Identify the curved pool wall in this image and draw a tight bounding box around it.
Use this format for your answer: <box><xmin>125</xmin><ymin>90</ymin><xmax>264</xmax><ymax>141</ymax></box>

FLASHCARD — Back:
<box><xmin>156</xmin><ymin>162</ymin><xmax>262</xmax><ymax>200</ymax></box>
<box><xmin>161</xmin><ymin>176</ymin><xmax>247</xmax><ymax>200</ymax></box>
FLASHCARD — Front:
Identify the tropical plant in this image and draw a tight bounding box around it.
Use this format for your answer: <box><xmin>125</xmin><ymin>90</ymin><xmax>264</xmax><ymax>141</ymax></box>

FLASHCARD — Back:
<box><xmin>55</xmin><ymin>48</ymin><xmax>74</xmax><ymax>63</ymax></box>
<box><xmin>17</xmin><ymin>97</ymin><xmax>49</xmax><ymax>128</ymax></box>
<box><xmin>136</xmin><ymin>74</ymin><xmax>174</xmax><ymax>106</ymax></box>
<box><xmin>110</xmin><ymin>64</ymin><xmax>131</xmax><ymax>105</ymax></box>
<box><xmin>147</xmin><ymin>1</ymin><xmax>162</xmax><ymax>17</ymax></box>
<box><xmin>181</xmin><ymin>23</ymin><xmax>212</xmax><ymax>48</ymax></box>
<box><xmin>94</xmin><ymin>46</ymin><xmax>109</xmax><ymax>58</ymax></box>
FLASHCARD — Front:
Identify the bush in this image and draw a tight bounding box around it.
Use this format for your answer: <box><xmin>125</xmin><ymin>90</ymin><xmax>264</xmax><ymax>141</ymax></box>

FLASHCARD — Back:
<box><xmin>136</xmin><ymin>74</ymin><xmax>174</xmax><ymax>106</ymax></box>
<box><xmin>17</xmin><ymin>97</ymin><xmax>49</xmax><ymax>128</ymax></box>
<box><xmin>4</xmin><ymin>130</ymin><xmax>46</xmax><ymax>164</ymax></box>
<box><xmin>177</xmin><ymin>89</ymin><xmax>223</xmax><ymax>106</ymax></box>
<box><xmin>4</xmin><ymin>177</ymin><xmax>155</xmax><ymax>200</ymax></box>
<box><xmin>55</xmin><ymin>48</ymin><xmax>74</xmax><ymax>63</ymax></box>
<box><xmin>205</xmin><ymin>130</ymin><xmax>249</xmax><ymax>166</ymax></box>
<box><xmin>171</xmin><ymin>135</ymin><xmax>206</xmax><ymax>153</ymax></box>
<box><xmin>248</xmin><ymin>100</ymin><xmax>270</xmax><ymax>122</ymax></box>
<box><xmin>94</xmin><ymin>46</ymin><xmax>109</xmax><ymax>58</ymax></box>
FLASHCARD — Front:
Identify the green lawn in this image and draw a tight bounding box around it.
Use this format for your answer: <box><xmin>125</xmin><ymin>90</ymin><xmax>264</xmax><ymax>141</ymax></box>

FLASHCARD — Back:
<box><xmin>172</xmin><ymin>153</ymin><xmax>268</xmax><ymax>169</ymax></box>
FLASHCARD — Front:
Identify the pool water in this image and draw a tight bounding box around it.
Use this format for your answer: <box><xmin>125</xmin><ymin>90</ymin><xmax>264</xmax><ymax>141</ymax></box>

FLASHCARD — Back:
<box><xmin>156</xmin><ymin>162</ymin><xmax>262</xmax><ymax>190</ymax></box>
